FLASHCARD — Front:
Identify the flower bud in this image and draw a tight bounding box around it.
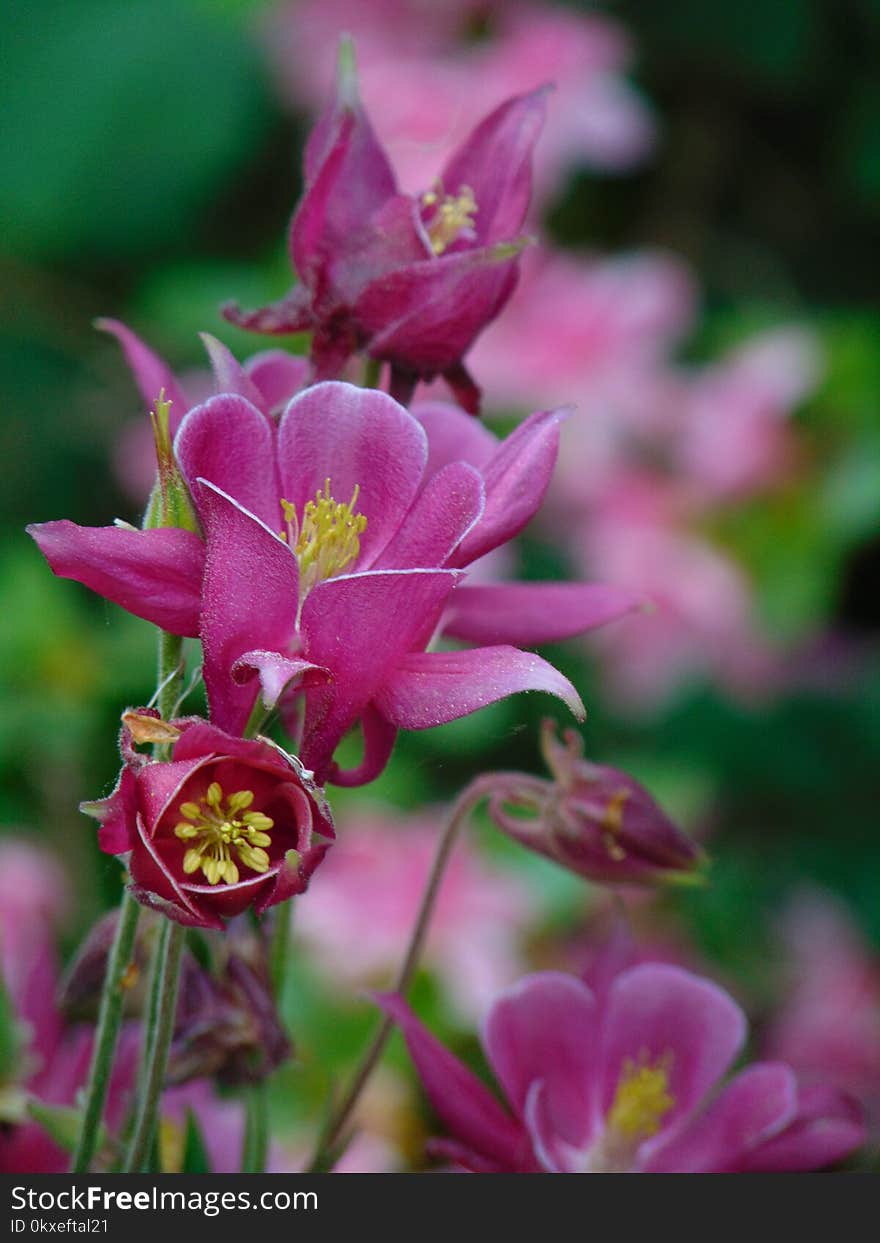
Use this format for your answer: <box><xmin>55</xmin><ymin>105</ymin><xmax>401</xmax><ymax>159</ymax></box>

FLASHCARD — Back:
<box><xmin>487</xmin><ymin>721</ymin><xmax>706</xmax><ymax>887</ymax></box>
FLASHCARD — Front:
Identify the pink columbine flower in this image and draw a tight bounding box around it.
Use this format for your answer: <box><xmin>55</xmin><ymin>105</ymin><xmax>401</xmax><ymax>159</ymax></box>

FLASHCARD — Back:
<box><xmin>380</xmin><ymin>961</ymin><xmax>866</xmax><ymax>1173</ymax></box>
<box><xmin>294</xmin><ymin>806</ymin><xmax>541</xmax><ymax>1022</ymax></box>
<box><xmin>30</xmin><ymin>382</ymin><xmax>640</xmax><ymax>785</ymax></box>
<box><xmin>81</xmin><ymin>712</ymin><xmax>332</xmax><ymax>929</ymax></box>
<box><xmin>223</xmin><ymin>44</ymin><xmax>547</xmax><ymax>413</ymax></box>
<box><xmin>486</xmin><ymin>720</ymin><xmax>705</xmax><ymax>887</ymax></box>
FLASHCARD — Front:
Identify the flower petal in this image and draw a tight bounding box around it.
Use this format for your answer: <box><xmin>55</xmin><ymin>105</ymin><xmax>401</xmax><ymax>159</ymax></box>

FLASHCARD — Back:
<box><xmin>231</xmin><ymin>650</ymin><xmax>330</xmax><ymax>714</ymax></box>
<box><xmin>96</xmin><ymin>318</ymin><xmax>190</xmax><ymax>434</ymax></box>
<box><xmin>276</xmin><ymin>382</ymin><xmax>427</xmax><ymax>568</ymax></box>
<box><xmin>454</xmin><ymin>408</ymin><xmax>565</xmax><ymax>566</ymax></box>
<box><xmin>412</xmin><ymin>400</ymin><xmax>499</xmax><ymax>478</ymax></box>
<box><xmin>176</xmin><ymin>395</ymin><xmax>281</xmax><ymax>530</ymax></box>
<box><xmin>439</xmin><ymin>88</ymin><xmax>549</xmax><ymax>245</ymax></box>
<box><xmin>736</xmin><ymin>1081</ymin><xmax>866</xmax><ymax>1172</ymax></box>
<box><xmin>645</xmin><ymin>1063</ymin><xmax>798</xmax><ymax>1173</ymax></box>
<box><xmin>374</xmin><ymin>462</ymin><xmax>485</xmax><ymax>570</ymax></box>
<box><xmin>443</xmin><ymin>582</ymin><xmax>643</xmax><ymax>645</ymax></box>
<box><xmin>298</xmin><ymin>567</ymin><xmax>458</xmax><ymax>779</ymax></box>
<box><xmin>326</xmin><ymin>703</ymin><xmax>398</xmax><ymax>788</ymax></box>
<box><xmin>375</xmin><ymin>992</ymin><xmax>524</xmax><ymax>1171</ymax></box>
<box><xmin>244</xmin><ymin>350</ymin><xmax>310</xmax><ymax>414</ymax></box>
<box><xmin>27</xmin><ymin>521</ymin><xmax>204</xmax><ymax>636</ymax></box>
<box><xmin>600</xmin><ymin>963</ymin><xmax>747</xmax><ymax>1145</ymax></box>
<box><xmin>199</xmin><ymin>334</ymin><xmax>267</xmax><ymax>411</ymax></box>
<box><xmin>484</xmin><ymin>972</ymin><xmax>600</xmax><ymax>1151</ymax></box>
<box><xmin>197</xmin><ymin>482</ymin><xmax>298</xmax><ymax>735</ymax></box>
<box><xmin>374</xmin><ymin>645</ymin><xmax>585</xmax><ymax>728</ymax></box>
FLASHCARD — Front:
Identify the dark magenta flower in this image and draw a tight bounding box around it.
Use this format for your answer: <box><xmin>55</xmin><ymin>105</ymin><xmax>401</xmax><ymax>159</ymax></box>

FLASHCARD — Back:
<box><xmin>379</xmin><ymin>961</ymin><xmax>866</xmax><ymax>1173</ymax></box>
<box><xmin>82</xmin><ymin>713</ymin><xmax>332</xmax><ymax>930</ymax></box>
<box><xmin>486</xmin><ymin>720</ymin><xmax>706</xmax><ymax>887</ymax></box>
<box><xmin>223</xmin><ymin>45</ymin><xmax>547</xmax><ymax>413</ymax></box>
<box><xmin>31</xmin><ymin>383</ymin><xmax>640</xmax><ymax>785</ymax></box>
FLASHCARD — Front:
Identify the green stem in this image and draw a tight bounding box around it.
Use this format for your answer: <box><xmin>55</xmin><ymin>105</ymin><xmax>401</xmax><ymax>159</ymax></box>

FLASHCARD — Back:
<box><xmin>155</xmin><ymin>631</ymin><xmax>184</xmax><ymax>740</ymax></box>
<box><xmin>122</xmin><ymin>920</ymin><xmax>185</xmax><ymax>1172</ymax></box>
<box><xmin>362</xmin><ymin>356</ymin><xmax>382</xmax><ymax>389</ymax></box>
<box><xmin>306</xmin><ymin>776</ymin><xmax>494</xmax><ymax>1172</ymax></box>
<box><xmin>269</xmin><ymin>899</ymin><xmax>293</xmax><ymax>999</ymax></box>
<box><xmin>70</xmin><ymin>891</ymin><xmax>141</xmax><ymax>1173</ymax></box>
<box><xmin>241</xmin><ymin>1083</ymin><xmax>270</xmax><ymax>1174</ymax></box>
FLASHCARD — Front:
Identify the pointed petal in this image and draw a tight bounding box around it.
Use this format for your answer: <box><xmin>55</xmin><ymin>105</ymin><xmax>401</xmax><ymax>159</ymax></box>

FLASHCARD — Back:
<box><xmin>600</xmin><ymin>964</ymin><xmax>747</xmax><ymax>1145</ymax></box>
<box><xmin>454</xmin><ymin>407</ymin><xmax>565</xmax><ymax>566</ymax></box>
<box><xmin>440</xmin><ymin>88</ymin><xmax>548</xmax><ymax>244</ymax></box>
<box><xmin>645</xmin><ymin>1063</ymin><xmax>798</xmax><ymax>1173</ymax></box>
<box><xmin>221</xmin><ymin>284</ymin><xmax>313</xmax><ymax>336</ymax></box>
<box><xmin>355</xmin><ymin>245</ymin><xmax>520</xmax><ymax>374</ymax></box>
<box><xmin>374</xmin><ymin>462</ymin><xmax>484</xmax><ymax>569</ymax></box>
<box><xmin>27</xmin><ymin>521</ymin><xmax>204</xmax><ymax>636</ymax></box>
<box><xmin>298</xmin><ymin>568</ymin><xmax>458</xmax><ymax>779</ymax></box>
<box><xmin>374</xmin><ymin>645</ymin><xmax>585</xmax><ymax>728</ymax></box>
<box><xmin>96</xmin><ymin>318</ymin><xmax>190</xmax><ymax>434</ymax></box>
<box><xmin>175</xmin><ymin>394</ymin><xmax>281</xmax><ymax>530</ymax></box>
<box><xmin>484</xmin><ymin>972</ymin><xmax>599</xmax><ymax>1152</ymax></box>
<box><xmin>276</xmin><ymin>382</ymin><xmax>427</xmax><ymax>568</ymax></box>
<box><xmin>375</xmin><ymin>992</ymin><xmax>524</xmax><ymax>1171</ymax></box>
<box><xmin>443</xmin><ymin>583</ymin><xmax>643</xmax><ymax>645</ymax></box>
<box><xmin>199</xmin><ymin>334</ymin><xmax>266</xmax><ymax>410</ymax></box>
<box><xmin>243</xmin><ymin>350</ymin><xmax>310</xmax><ymax>414</ymax></box>
<box><xmin>197</xmin><ymin>482</ymin><xmax>298</xmax><ymax>735</ymax></box>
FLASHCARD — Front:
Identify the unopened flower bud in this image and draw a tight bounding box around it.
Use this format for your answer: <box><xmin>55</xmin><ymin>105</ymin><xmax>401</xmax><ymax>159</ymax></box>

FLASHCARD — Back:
<box><xmin>487</xmin><ymin>721</ymin><xmax>706</xmax><ymax>887</ymax></box>
<box><xmin>143</xmin><ymin>390</ymin><xmax>200</xmax><ymax>534</ymax></box>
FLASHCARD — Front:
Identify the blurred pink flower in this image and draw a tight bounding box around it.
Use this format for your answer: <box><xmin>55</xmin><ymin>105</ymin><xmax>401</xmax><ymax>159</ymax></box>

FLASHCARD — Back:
<box><xmin>0</xmin><ymin>839</ymin><xmax>247</xmax><ymax>1173</ymax></box>
<box><xmin>265</xmin><ymin>1</ymin><xmax>654</xmax><ymax>198</ymax></box>
<box><xmin>295</xmin><ymin>807</ymin><xmax>540</xmax><ymax>1021</ymax></box>
<box><xmin>764</xmin><ymin>889</ymin><xmax>880</xmax><ymax>1131</ymax></box>
<box><xmin>381</xmin><ymin>960</ymin><xmax>865</xmax><ymax>1172</ymax></box>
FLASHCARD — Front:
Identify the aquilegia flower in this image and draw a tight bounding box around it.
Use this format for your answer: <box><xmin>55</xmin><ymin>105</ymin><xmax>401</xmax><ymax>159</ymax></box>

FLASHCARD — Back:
<box><xmin>82</xmin><ymin>712</ymin><xmax>332</xmax><ymax>929</ymax></box>
<box><xmin>223</xmin><ymin>43</ymin><xmax>547</xmax><ymax>413</ymax></box>
<box><xmin>30</xmin><ymin>382</ymin><xmax>639</xmax><ymax>785</ymax></box>
<box><xmin>485</xmin><ymin>719</ymin><xmax>705</xmax><ymax>886</ymax></box>
<box><xmin>380</xmin><ymin>961</ymin><xmax>865</xmax><ymax>1173</ymax></box>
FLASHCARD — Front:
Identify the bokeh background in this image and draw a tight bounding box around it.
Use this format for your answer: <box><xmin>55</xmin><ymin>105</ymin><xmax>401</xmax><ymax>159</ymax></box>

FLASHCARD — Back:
<box><xmin>1</xmin><ymin>0</ymin><xmax>878</xmax><ymax>1171</ymax></box>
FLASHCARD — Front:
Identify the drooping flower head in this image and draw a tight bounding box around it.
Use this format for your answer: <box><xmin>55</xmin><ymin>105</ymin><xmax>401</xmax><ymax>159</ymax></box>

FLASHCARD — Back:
<box><xmin>223</xmin><ymin>41</ymin><xmax>548</xmax><ymax>413</ymax></box>
<box><xmin>31</xmin><ymin>382</ymin><xmax>640</xmax><ymax>785</ymax></box>
<box><xmin>380</xmin><ymin>958</ymin><xmax>866</xmax><ymax>1173</ymax></box>
<box><xmin>82</xmin><ymin>712</ymin><xmax>333</xmax><ymax>929</ymax></box>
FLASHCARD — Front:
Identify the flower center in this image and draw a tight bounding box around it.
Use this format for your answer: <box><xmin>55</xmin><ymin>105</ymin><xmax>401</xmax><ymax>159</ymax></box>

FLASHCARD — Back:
<box><xmin>174</xmin><ymin>781</ymin><xmax>274</xmax><ymax>886</ymax></box>
<box><xmin>279</xmin><ymin>479</ymin><xmax>367</xmax><ymax>600</ymax></box>
<box><xmin>607</xmin><ymin>1051</ymin><xmax>675</xmax><ymax>1142</ymax></box>
<box><xmin>421</xmin><ymin>183</ymin><xmax>478</xmax><ymax>254</ymax></box>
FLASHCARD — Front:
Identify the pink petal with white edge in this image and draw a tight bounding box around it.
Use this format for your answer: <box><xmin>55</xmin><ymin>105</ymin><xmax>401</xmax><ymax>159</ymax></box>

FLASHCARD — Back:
<box><xmin>27</xmin><ymin>521</ymin><xmax>204</xmax><ymax>637</ymax></box>
<box><xmin>197</xmin><ymin>482</ymin><xmax>299</xmax><ymax>736</ymax></box>
<box><xmin>374</xmin><ymin>645</ymin><xmax>585</xmax><ymax>729</ymax></box>
<box><xmin>231</xmin><ymin>650</ymin><xmax>329</xmax><ymax>713</ymax></box>
<box><xmin>644</xmin><ymin>1062</ymin><xmax>798</xmax><ymax>1173</ymax></box>
<box><xmin>374</xmin><ymin>461</ymin><xmax>485</xmax><ymax>570</ymax></box>
<box><xmin>454</xmin><ymin>408</ymin><xmax>566</xmax><ymax>566</ymax></box>
<box><xmin>484</xmin><ymin>972</ymin><xmax>600</xmax><ymax>1152</ymax></box>
<box><xmin>176</xmin><ymin>395</ymin><xmax>281</xmax><ymax>530</ymax></box>
<box><xmin>443</xmin><ymin>582</ymin><xmax>643</xmax><ymax>645</ymax></box>
<box><xmin>599</xmin><ymin>964</ymin><xmax>747</xmax><ymax>1151</ymax></box>
<box><xmin>439</xmin><ymin>88</ymin><xmax>549</xmax><ymax>246</ymax></box>
<box><xmin>375</xmin><ymin>992</ymin><xmax>525</xmax><ymax>1171</ymax></box>
<box><xmin>276</xmin><ymin>382</ymin><xmax>428</xmax><ymax>568</ymax></box>
<box><xmin>736</xmin><ymin>1081</ymin><xmax>866</xmax><ymax>1172</ymax></box>
<box><xmin>96</xmin><ymin>318</ymin><xmax>190</xmax><ymax>434</ymax></box>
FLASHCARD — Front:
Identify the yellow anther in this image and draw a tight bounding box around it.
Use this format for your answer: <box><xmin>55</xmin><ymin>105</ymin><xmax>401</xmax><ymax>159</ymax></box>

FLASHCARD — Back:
<box><xmin>607</xmin><ymin>1052</ymin><xmax>675</xmax><ymax>1141</ymax></box>
<box><xmin>279</xmin><ymin>479</ymin><xmax>367</xmax><ymax>603</ymax></box>
<box><xmin>422</xmin><ymin>183</ymin><xmax>478</xmax><ymax>255</ymax></box>
<box><xmin>173</xmin><ymin>783</ymin><xmax>275</xmax><ymax>886</ymax></box>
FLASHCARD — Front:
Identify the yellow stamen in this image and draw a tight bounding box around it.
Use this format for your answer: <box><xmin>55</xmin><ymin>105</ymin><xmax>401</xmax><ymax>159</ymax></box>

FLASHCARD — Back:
<box><xmin>279</xmin><ymin>479</ymin><xmax>367</xmax><ymax>601</ymax></box>
<box><xmin>607</xmin><ymin>1051</ymin><xmax>675</xmax><ymax>1142</ymax></box>
<box><xmin>173</xmin><ymin>783</ymin><xmax>275</xmax><ymax>886</ymax></box>
<box><xmin>422</xmin><ymin>183</ymin><xmax>478</xmax><ymax>255</ymax></box>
